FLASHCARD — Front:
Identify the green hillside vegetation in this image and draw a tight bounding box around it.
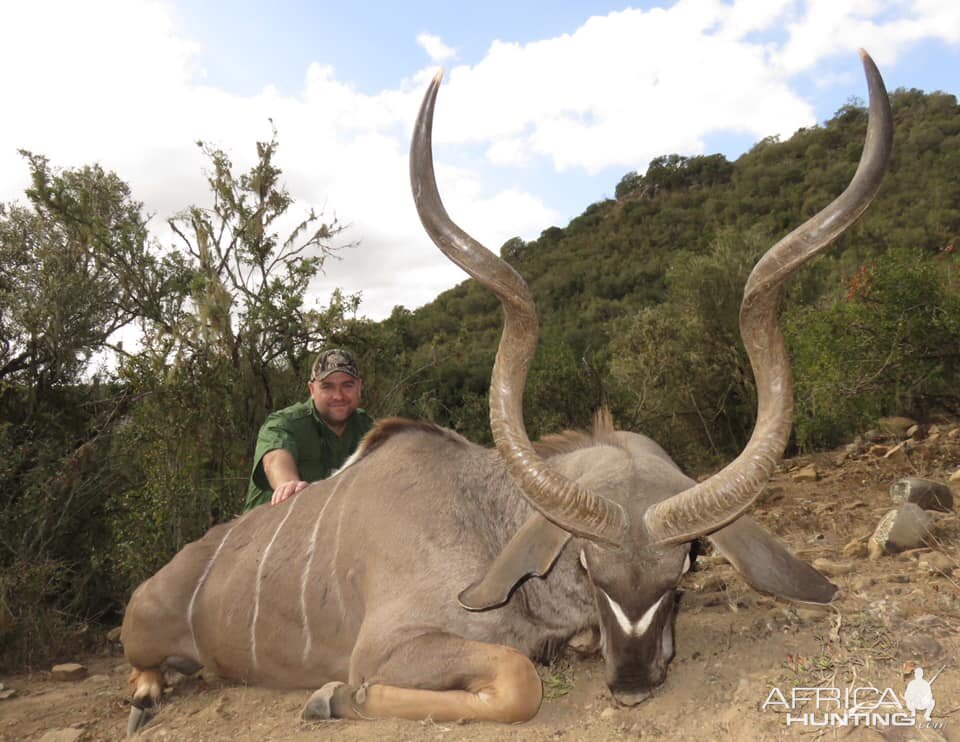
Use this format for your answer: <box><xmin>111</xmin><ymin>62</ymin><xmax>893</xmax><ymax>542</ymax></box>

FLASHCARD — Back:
<box><xmin>1</xmin><ymin>89</ymin><xmax>958</xmax><ymax>669</ymax></box>
<box><xmin>377</xmin><ymin>88</ymin><xmax>960</xmax><ymax>460</ymax></box>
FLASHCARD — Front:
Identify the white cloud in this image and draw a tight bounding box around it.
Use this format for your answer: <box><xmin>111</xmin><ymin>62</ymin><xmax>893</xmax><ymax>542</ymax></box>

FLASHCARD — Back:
<box><xmin>417</xmin><ymin>32</ymin><xmax>457</xmax><ymax>63</ymax></box>
<box><xmin>428</xmin><ymin>5</ymin><xmax>815</xmax><ymax>174</ymax></box>
<box><xmin>777</xmin><ymin>0</ymin><xmax>960</xmax><ymax>73</ymax></box>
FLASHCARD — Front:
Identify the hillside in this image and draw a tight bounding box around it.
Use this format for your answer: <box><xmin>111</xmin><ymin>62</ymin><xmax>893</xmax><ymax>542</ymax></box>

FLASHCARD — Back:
<box><xmin>370</xmin><ymin>88</ymin><xmax>960</xmax><ymax>465</ymax></box>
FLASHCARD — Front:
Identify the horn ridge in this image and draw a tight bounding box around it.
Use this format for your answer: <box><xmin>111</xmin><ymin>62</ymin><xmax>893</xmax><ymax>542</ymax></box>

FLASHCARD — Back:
<box><xmin>644</xmin><ymin>50</ymin><xmax>893</xmax><ymax>544</ymax></box>
<box><xmin>410</xmin><ymin>70</ymin><xmax>628</xmax><ymax>546</ymax></box>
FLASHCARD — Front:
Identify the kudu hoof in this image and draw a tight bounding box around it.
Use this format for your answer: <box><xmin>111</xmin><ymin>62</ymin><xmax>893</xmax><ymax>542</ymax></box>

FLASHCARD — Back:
<box><xmin>302</xmin><ymin>681</ymin><xmax>354</xmax><ymax>720</ymax></box>
<box><xmin>126</xmin><ymin>703</ymin><xmax>156</xmax><ymax>736</ymax></box>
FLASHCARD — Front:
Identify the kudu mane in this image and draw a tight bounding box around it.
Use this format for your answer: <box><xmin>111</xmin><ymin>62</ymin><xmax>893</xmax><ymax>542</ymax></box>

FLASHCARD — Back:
<box><xmin>349</xmin><ymin>410</ymin><xmax>623</xmax><ymax>470</ymax></box>
<box><xmin>533</xmin><ymin>408</ymin><xmax>621</xmax><ymax>459</ymax></box>
<box><xmin>348</xmin><ymin>417</ymin><xmax>469</xmax><ymax>463</ymax></box>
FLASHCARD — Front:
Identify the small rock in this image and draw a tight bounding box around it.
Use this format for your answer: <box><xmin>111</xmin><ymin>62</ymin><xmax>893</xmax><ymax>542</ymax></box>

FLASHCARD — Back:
<box><xmin>850</xmin><ymin>576</ymin><xmax>876</xmax><ymax>591</ymax></box>
<box><xmin>84</xmin><ymin>674</ymin><xmax>110</xmax><ymax>684</ymax></box>
<box><xmin>106</xmin><ymin>626</ymin><xmax>122</xmax><ymax>642</ymax></box>
<box><xmin>842</xmin><ymin>537</ymin><xmax>869</xmax><ymax>559</ymax></box>
<box><xmin>792</xmin><ymin>465</ymin><xmax>819</xmax><ymax>482</ymax></box>
<box><xmin>906</xmin><ymin>424</ymin><xmax>920</xmax><ymax>438</ymax></box>
<box><xmin>869</xmin><ymin>504</ymin><xmax>932</xmax><ymax>557</ymax></box>
<box><xmin>889</xmin><ymin>478</ymin><xmax>954</xmax><ymax>512</ymax></box>
<box><xmin>918</xmin><ymin>552</ymin><xmax>955</xmax><ymax>577</ymax></box>
<box><xmin>812</xmin><ymin>558</ymin><xmax>856</xmax><ymax>576</ymax></box>
<box><xmin>38</xmin><ymin>730</ymin><xmax>84</xmax><ymax>742</ymax></box>
<box><xmin>949</xmin><ymin>468</ymin><xmax>960</xmax><ymax>483</ymax></box>
<box><xmin>878</xmin><ymin>416</ymin><xmax>918</xmax><ymax>438</ymax></box>
<box><xmin>600</xmin><ymin>706</ymin><xmax>616</xmax><ymax>719</ymax></box>
<box><xmin>899</xmin><ymin>635</ymin><xmax>946</xmax><ymax>662</ymax></box>
<box><xmin>51</xmin><ymin>662</ymin><xmax>88</xmax><ymax>681</ymax></box>
<box><xmin>947</xmin><ymin>427</ymin><xmax>959</xmax><ymax>440</ymax></box>
<box><xmin>0</xmin><ymin>687</ymin><xmax>16</xmax><ymax>700</ymax></box>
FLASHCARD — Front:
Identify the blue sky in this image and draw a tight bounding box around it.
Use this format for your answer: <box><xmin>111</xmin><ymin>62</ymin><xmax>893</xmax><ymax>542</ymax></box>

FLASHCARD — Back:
<box><xmin>2</xmin><ymin>1</ymin><xmax>959</xmax><ymax>319</ymax></box>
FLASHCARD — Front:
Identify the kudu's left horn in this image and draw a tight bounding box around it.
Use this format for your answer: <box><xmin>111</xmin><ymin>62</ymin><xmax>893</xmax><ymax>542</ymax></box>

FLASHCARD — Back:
<box><xmin>410</xmin><ymin>70</ymin><xmax>628</xmax><ymax>547</ymax></box>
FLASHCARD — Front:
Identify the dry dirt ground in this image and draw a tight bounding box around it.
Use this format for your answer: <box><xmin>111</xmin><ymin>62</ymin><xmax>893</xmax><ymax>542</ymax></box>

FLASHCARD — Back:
<box><xmin>2</xmin><ymin>424</ymin><xmax>959</xmax><ymax>742</ymax></box>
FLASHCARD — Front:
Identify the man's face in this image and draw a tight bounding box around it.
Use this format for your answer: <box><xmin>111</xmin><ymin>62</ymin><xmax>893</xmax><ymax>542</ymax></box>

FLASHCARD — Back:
<box><xmin>308</xmin><ymin>371</ymin><xmax>363</xmax><ymax>429</ymax></box>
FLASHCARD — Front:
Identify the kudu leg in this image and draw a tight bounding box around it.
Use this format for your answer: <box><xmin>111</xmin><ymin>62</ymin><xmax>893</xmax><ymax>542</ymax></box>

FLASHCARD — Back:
<box><xmin>303</xmin><ymin>632</ymin><xmax>542</xmax><ymax>724</ymax></box>
<box><xmin>127</xmin><ymin>668</ymin><xmax>164</xmax><ymax>735</ymax></box>
<box><xmin>122</xmin><ymin>569</ymin><xmax>206</xmax><ymax>735</ymax></box>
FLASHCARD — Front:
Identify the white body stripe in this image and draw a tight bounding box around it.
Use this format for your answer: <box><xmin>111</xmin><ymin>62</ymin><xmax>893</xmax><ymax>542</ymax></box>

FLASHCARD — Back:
<box><xmin>299</xmin><ymin>476</ymin><xmax>347</xmax><ymax>662</ymax></box>
<box><xmin>601</xmin><ymin>589</ymin><xmax>667</xmax><ymax>638</ymax></box>
<box><xmin>250</xmin><ymin>496</ymin><xmax>299</xmax><ymax>670</ymax></box>
<box><xmin>187</xmin><ymin>522</ymin><xmax>238</xmax><ymax>659</ymax></box>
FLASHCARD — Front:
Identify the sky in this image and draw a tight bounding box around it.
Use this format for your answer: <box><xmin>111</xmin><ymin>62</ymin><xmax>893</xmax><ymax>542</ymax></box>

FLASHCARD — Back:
<box><xmin>2</xmin><ymin>0</ymin><xmax>959</xmax><ymax>320</ymax></box>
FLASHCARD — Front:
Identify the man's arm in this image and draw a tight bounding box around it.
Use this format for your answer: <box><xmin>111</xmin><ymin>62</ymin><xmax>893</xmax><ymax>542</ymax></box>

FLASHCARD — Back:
<box><xmin>262</xmin><ymin>449</ymin><xmax>310</xmax><ymax>505</ymax></box>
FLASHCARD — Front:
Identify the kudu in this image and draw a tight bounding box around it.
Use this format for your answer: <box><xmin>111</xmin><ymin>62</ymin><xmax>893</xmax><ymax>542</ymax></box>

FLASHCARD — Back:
<box><xmin>121</xmin><ymin>50</ymin><xmax>892</xmax><ymax>732</ymax></box>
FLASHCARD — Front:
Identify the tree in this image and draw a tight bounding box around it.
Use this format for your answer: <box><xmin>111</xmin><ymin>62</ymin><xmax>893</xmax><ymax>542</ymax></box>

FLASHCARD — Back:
<box><xmin>0</xmin><ymin>153</ymin><xmax>179</xmax><ymax>392</ymax></box>
<box><xmin>607</xmin><ymin>229</ymin><xmax>767</xmax><ymax>467</ymax></box>
<box><xmin>0</xmin><ymin>131</ymin><xmax>359</xmax><ymax>668</ymax></box>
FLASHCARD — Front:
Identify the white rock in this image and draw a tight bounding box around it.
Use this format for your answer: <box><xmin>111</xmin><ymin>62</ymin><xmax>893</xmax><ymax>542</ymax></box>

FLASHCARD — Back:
<box><xmin>869</xmin><ymin>504</ymin><xmax>932</xmax><ymax>557</ymax></box>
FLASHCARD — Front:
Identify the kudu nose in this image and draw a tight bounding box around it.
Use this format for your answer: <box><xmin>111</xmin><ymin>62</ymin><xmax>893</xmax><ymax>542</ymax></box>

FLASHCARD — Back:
<box><xmin>611</xmin><ymin>688</ymin><xmax>651</xmax><ymax>706</ymax></box>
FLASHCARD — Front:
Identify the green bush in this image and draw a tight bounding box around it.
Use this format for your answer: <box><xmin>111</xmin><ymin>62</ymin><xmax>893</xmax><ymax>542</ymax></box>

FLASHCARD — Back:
<box><xmin>788</xmin><ymin>247</ymin><xmax>960</xmax><ymax>449</ymax></box>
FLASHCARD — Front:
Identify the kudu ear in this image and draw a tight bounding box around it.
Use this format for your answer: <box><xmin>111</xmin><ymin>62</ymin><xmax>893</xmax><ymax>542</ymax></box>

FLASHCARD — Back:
<box><xmin>707</xmin><ymin>515</ymin><xmax>838</xmax><ymax>604</ymax></box>
<box><xmin>458</xmin><ymin>512</ymin><xmax>571</xmax><ymax>611</ymax></box>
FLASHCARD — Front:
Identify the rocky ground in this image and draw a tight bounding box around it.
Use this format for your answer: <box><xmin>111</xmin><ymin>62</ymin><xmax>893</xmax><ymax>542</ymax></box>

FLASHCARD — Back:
<box><xmin>2</xmin><ymin>420</ymin><xmax>958</xmax><ymax>742</ymax></box>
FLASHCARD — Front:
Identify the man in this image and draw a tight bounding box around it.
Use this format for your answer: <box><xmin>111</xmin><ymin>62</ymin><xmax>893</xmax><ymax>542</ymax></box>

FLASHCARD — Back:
<box><xmin>244</xmin><ymin>348</ymin><xmax>375</xmax><ymax>510</ymax></box>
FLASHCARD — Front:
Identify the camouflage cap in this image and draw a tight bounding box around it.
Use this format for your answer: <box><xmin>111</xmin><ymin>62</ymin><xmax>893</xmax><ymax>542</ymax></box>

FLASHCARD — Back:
<box><xmin>311</xmin><ymin>348</ymin><xmax>361</xmax><ymax>381</ymax></box>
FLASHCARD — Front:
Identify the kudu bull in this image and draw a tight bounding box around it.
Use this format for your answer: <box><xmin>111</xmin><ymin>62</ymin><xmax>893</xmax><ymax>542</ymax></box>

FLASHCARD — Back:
<box><xmin>121</xmin><ymin>50</ymin><xmax>892</xmax><ymax>732</ymax></box>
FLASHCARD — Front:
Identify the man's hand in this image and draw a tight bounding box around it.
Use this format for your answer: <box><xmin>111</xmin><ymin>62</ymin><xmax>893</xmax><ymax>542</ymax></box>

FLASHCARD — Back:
<box><xmin>263</xmin><ymin>449</ymin><xmax>308</xmax><ymax>506</ymax></box>
<box><xmin>271</xmin><ymin>480</ymin><xmax>310</xmax><ymax>506</ymax></box>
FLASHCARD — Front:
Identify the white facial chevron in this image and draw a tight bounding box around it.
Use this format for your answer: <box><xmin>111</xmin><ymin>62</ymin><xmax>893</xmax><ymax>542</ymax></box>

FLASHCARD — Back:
<box><xmin>601</xmin><ymin>589</ymin><xmax>666</xmax><ymax>638</ymax></box>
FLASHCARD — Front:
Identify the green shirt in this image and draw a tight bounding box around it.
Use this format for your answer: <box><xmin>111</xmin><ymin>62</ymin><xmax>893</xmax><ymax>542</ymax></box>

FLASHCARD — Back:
<box><xmin>244</xmin><ymin>400</ymin><xmax>375</xmax><ymax>510</ymax></box>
